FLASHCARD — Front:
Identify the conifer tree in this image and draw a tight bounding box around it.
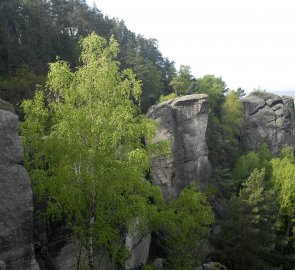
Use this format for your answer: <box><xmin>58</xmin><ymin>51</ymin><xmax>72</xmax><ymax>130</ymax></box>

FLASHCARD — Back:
<box><xmin>217</xmin><ymin>169</ymin><xmax>280</xmax><ymax>270</ymax></box>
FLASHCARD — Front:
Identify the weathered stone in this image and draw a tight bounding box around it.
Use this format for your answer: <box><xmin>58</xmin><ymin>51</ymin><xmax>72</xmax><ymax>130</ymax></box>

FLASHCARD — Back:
<box><xmin>283</xmin><ymin>96</ymin><xmax>295</xmax><ymax>111</ymax></box>
<box><xmin>242</xmin><ymin>93</ymin><xmax>295</xmax><ymax>155</ymax></box>
<box><xmin>152</xmin><ymin>258</ymin><xmax>165</xmax><ymax>269</ymax></box>
<box><xmin>0</xmin><ymin>110</ymin><xmax>24</xmax><ymax>165</ymax></box>
<box><xmin>38</xmin><ymin>220</ymin><xmax>149</xmax><ymax>270</ymax></box>
<box><xmin>148</xmin><ymin>94</ymin><xmax>211</xmax><ymax>199</ymax></box>
<box><xmin>36</xmin><ymin>216</ymin><xmax>150</xmax><ymax>270</ymax></box>
<box><xmin>0</xmin><ymin>108</ymin><xmax>39</xmax><ymax>269</ymax></box>
<box><xmin>125</xmin><ymin>229</ymin><xmax>151</xmax><ymax>269</ymax></box>
<box><xmin>271</xmin><ymin>103</ymin><xmax>283</xmax><ymax>111</ymax></box>
<box><xmin>254</xmin><ymin>92</ymin><xmax>281</xmax><ymax>101</ymax></box>
<box><xmin>45</xmin><ymin>234</ymin><xmax>112</xmax><ymax>270</ymax></box>
<box><xmin>0</xmin><ymin>260</ymin><xmax>6</xmax><ymax>270</ymax></box>
<box><xmin>242</xmin><ymin>95</ymin><xmax>265</xmax><ymax>116</ymax></box>
<box><xmin>47</xmin><ymin>238</ymin><xmax>82</xmax><ymax>270</ymax></box>
<box><xmin>266</xmin><ymin>97</ymin><xmax>282</xmax><ymax>107</ymax></box>
<box><xmin>0</xmin><ymin>98</ymin><xmax>14</xmax><ymax>113</ymax></box>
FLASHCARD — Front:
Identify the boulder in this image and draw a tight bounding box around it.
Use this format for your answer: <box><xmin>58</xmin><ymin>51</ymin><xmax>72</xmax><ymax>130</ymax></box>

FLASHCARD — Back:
<box><xmin>242</xmin><ymin>95</ymin><xmax>265</xmax><ymax>116</ymax></box>
<box><xmin>242</xmin><ymin>93</ymin><xmax>295</xmax><ymax>155</ymax></box>
<box><xmin>0</xmin><ymin>103</ymin><xmax>39</xmax><ymax>269</ymax></box>
<box><xmin>47</xmin><ymin>238</ymin><xmax>83</xmax><ymax>270</ymax></box>
<box><xmin>148</xmin><ymin>94</ymin><xmax>211</xmax><ymax>199</ymax></box>
<box><xmin>125</xmin><ymin>231</ymin><xmax>151</xmax><ymax>269</ymax></box>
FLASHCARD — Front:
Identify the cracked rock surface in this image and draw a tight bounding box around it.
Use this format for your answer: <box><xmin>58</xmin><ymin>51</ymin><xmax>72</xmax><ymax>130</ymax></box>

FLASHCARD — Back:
<box><xmin>147</xmin><ymin>94</ymin><xmax>211</xmax><ymax>199</ymax></box>
<box><xmin>242</xmin><ymin>93</ymin><xmax>295</xmax><ymax>155</ymax></box>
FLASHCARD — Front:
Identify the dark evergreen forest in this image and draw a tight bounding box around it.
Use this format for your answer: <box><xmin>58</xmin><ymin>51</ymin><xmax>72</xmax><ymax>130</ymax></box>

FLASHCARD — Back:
<box><xmin>0</xmin><ymin>0</ymin><xmax>176</xmax><ymax>112</ymax></box>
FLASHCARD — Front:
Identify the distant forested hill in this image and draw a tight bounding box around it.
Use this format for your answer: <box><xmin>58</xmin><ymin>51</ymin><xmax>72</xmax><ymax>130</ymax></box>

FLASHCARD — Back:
<box><xmin>0</xmin><ymin>0</ymin><xmax>176</xmax><ymax>111</ymax></box>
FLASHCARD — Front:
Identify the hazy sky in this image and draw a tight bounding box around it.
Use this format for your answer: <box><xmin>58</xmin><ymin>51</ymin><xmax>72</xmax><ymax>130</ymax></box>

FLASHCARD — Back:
<box><xmin>87</xmin><ymin>0</ymin><xmax>295</xmax><ymax>95</ymax></box>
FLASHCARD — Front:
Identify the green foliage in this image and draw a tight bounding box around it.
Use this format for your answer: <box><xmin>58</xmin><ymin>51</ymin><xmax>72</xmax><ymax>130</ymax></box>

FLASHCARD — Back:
<box><xmin>231</xmin><ymin>151</ymin><xmax>261</xmax><ymax>181</ymax></box>
<box><xmin>159</xmin><ymin>93</ymin><xmax>177</xmax><ymax>103</ymax></box>
<box><xmin>211</xmin><ymin>90</ymin><xmax>244</xmax><ymax>169</ymax></box>
<box><xmin>236</xmin><ymin>87</ymin><xmax>246</xmax><ymax>99</ymax></box>
<box><xmin>21</xmin><ymin>34</ymin><xmax>215</xmax><ymax>269</ymax></box>
<box><xmin>132</xmin><ymin>56</ymin><xmax>163</xmax><ymax>111</ymax></box>
<box><xmin>0</xmin><ymin>0</ymin><xmax>175</xmax><ymax>112</ymax></box>
<box><xmin>203</xmin><ymin>183</ymin><xmax>220</xmax><ymax>202</ymax></box>
<box><xmin>141</xmin><ymin>265</ymin><xmax>154</xmax><ymax>270</ymax></box>
<box><xmin>169</xmin><ymin>65</ymin><xmax>195</xmax><ymax>95</ymax></box>
<box><xmin>250</xmin><ymin>87</ymin><xmax>267</xmax><ymax>97</ymax></box>
<box><xmin>217</xmin><ymin>169</ymin><xmax>280</xmax><ymax>270</ymax></box>
<box><xmin>194</xmin><ymin>75</ymin><xmax>241</xmax><ymax>174</ymax></box>
<box><xmin>270</xmin><ymin>147</ymin><xmax>295</xmax><ymax>263</ymax></box>
<box><xmin>258</xmin><ymin>142</ymin><xmax>273</xmax><ymax>161</ymax></box>
<box><xmin>221</xmin><ymin>91</ymin><xmax>244</xmax><ymax>136</ymax></box>
<box><xmin>164</xmin><ymin>185</ymin><xmax>214</xmax><ymax>270</ymax></box>
<box><xmin>216</xmin><ymin>145</ymin><xmax>295</xmax><ymax>269</ymax></box>
<box><xmin>21</xmin><ymin>33</ymin><xmax>166</xmax><ymax>268</ymax></box>
<box><xmin>230</xmin><ymin>144</ymin><xmax>272</xmax><ymax>194</ymax></box>
<box><xmin>195</xmin><ymin>75</ymin><xmax>228</xmax><ymax>115</ymax></box>
<box><xmin>0</xmin><ymin>65</ymin><xmax>45</xmax><ymax>112</ymax></box>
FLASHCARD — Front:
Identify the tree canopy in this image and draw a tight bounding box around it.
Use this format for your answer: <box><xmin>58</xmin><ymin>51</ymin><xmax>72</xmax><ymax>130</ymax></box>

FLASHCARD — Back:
<box><xmin>20</xmin><ymin>33</ymin><xmax>214</xmax><ymax>269</ymax></box>
<box><xmin>217</xmin><ymin>169</ymin><xmax>279</xmax><ymax>270</ymax></box>
<box><xmin>21</xmin><ymin>33</ymin><xmax>166</xmax><ymax>269</ymax></box>
<box><xmin>0</xmin><ymin>0</ymin><xmax>175</xmax><ymax>112</ymax></box>
<box><xmin>169</xmin><ymin>65</ymin><xmax>195</xmax><ymax>95</ymax></box>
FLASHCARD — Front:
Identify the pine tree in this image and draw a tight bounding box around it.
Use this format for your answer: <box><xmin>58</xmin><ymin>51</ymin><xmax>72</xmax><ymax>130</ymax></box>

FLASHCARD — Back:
<box><xmin>216</xmin><ymin>169</ymin><xmax>281</xmax><ymax>270</ymax></box>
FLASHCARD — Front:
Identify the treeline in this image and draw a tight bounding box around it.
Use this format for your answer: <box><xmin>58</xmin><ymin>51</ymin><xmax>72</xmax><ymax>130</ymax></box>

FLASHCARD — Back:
<box><xmin>0</xmin><ymin>0</ymin><xmax>175</xmax><ymax>111</ymax></box>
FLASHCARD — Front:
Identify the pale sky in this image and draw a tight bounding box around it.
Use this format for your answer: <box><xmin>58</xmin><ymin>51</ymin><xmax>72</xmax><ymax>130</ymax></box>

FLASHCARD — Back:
<box><xmin>87</xmin><ymin>0</ymin><xmax>295</xmax><ymax>96</ymax></box>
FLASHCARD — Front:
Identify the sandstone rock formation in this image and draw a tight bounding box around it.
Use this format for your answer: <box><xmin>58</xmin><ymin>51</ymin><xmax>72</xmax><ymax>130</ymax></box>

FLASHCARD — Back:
<box><xmin>0</xmin><ymin>99</ymin><xmax>39</xmax><ymax>269</ymax></box>
<box><xmin>242</xmin><ymin>93</ymin><xmax>295</xmax><ymax>155</ymax></box>
<box><xmin>125</xmin><ymin>230</ymin><xmax>151</xmax><ymax>269</ymax></box>
<box><xmin>148</xmin><ymin>94</ymin><xmax>212</xmax><ymax>199</ymax></box>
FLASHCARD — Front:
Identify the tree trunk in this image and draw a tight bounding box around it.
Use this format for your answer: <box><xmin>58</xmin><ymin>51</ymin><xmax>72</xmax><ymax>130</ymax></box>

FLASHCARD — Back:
<box><xmin>76</xmin><ymin>239</ymin><xmax>83</xmax><ymax>270</ymax></box>
<box><xmin>88</xmin><ymin>208</ymin><xmax>95</xmax><ymax>270</ymax></box>
<box><xmin>280</xmin><ymin>209</ymin><xmax>294</xmax><ymax>255</ymax></box>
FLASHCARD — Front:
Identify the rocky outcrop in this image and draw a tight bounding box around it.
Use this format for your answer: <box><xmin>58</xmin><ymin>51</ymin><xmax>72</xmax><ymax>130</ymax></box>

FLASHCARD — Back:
<box><xmin>0</xmin><ymin>99</ymin><xmax>39</xmax><ymax>269</ymax></box>
<box><xmin>147</xmin><ymin>94</ymin><xmax>211</xmax><ymax>199</ymax></box>
<box><xmin>242</xmin><ymin>93</ymin><xmax>295</xmax><ymax>155</ymax></box>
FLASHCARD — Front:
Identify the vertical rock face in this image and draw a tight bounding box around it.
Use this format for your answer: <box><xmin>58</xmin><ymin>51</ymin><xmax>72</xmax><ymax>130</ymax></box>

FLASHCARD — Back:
<box><xmin>147</xmin><ymin>94</ymin><xmax>212</xmax><ymax>199</ymax></box>
<box><xmin>0</xmin><ymin>100</ymin><xmax>39</xmax><ymax>270</ymax></box>
<box><xmin>242</xmin><ymin>93</ymin><xmax>295</xmax><ymax>155</ymax></box>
